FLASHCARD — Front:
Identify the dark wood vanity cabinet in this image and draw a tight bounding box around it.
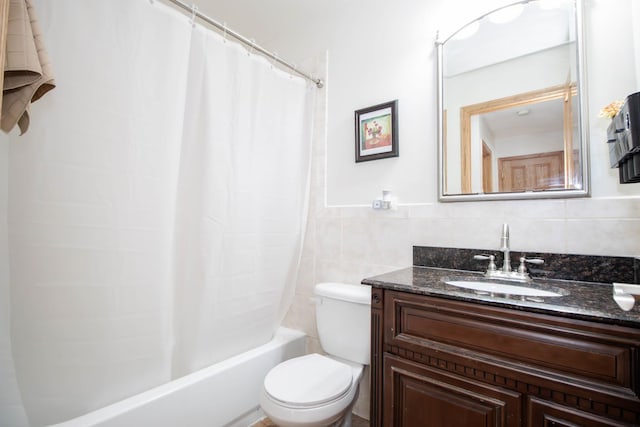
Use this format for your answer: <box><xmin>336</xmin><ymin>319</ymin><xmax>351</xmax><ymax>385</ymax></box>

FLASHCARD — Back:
<box><xmin>370</xmin><ymin>288</ymin><xmax>640</xmax><ymax>426</ymax></box>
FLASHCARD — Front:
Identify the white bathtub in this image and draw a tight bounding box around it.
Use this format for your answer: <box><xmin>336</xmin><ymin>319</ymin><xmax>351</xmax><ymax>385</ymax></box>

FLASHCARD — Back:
<box><xmin>50</xmin><ymin>327</ymin><xmax>306</xmax><ymax>427</ymax></box>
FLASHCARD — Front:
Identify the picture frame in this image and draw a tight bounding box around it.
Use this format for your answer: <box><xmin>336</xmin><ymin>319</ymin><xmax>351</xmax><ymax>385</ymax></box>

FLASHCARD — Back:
<box><xmin>354</xmin><ymin>100</ymin><xmax>398</xmax><ymax>163</ymax></box>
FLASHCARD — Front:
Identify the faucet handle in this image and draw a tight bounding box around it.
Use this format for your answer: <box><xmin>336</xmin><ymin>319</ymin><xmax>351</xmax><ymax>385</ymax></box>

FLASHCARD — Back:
<box><xmin>474</xmin><ymin>254</ymin><xmax>497</xmax><ymax>272</ymax></box>
<box><xmin>517</xmin><ymin>256</ymin><xmax>544</xmax><ymax>274</ymax></box>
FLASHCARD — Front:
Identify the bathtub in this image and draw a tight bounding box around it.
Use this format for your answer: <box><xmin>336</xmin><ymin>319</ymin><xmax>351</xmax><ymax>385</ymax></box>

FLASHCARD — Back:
<box><xmin>50</xmin><ymin>327</ymin><xmax>306</xmax><ymax>427</ymax></box>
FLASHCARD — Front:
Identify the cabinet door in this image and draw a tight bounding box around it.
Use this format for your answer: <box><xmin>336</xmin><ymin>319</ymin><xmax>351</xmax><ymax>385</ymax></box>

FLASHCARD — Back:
<box><xmin>384</xmin><ymin>354</ymin><xmax>522</xmax><ymax>427</ymax></box>
<box><xmin>527</xmin><ymin>397</ymin><xmax>631</xmax><ymax>427</ymax></box>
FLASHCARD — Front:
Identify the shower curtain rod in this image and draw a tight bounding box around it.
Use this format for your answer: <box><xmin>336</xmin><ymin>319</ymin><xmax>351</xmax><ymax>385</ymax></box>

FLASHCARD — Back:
<box><xmin>162</xmin><ymin>0</ymin><xmax>324</xmax><ymax>88</ymax></box>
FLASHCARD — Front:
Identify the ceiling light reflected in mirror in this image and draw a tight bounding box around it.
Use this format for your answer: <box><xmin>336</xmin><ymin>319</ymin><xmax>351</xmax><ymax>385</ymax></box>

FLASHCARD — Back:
<box><xmin>488</xmin><ymin>4</ymin><xmax>524</xmax><ymax>24</ymax></box>
<box><xmin>452</xmin><ymin>21</ymin><xmax>480</xmax><ymax>41</ymax></box>
<box><xmin>539</xmin><ymin>0</ymin><xmax>565</xmax><ymax>10</ymax></box>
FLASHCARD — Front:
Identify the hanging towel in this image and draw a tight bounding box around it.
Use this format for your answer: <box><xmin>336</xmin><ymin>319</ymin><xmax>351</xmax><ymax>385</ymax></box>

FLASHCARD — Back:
<box><xmin>1</xmin><ymin>0</ymin><xmax>55</xmax><ymax>134</ymax></box>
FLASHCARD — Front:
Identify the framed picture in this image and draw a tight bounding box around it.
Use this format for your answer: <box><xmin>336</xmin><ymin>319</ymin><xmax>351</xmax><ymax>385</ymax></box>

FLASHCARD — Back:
<box><xmin>355</xmin><ymin>100</ymin><xmax>398</xmax><ymax>163</ymax></box>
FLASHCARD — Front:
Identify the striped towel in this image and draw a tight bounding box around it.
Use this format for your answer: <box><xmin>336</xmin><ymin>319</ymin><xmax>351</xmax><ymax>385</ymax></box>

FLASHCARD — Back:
<box><xmin>2</xmin><ymin>0</ymin><xmax>55</xmax><ymax>134</ymax></box>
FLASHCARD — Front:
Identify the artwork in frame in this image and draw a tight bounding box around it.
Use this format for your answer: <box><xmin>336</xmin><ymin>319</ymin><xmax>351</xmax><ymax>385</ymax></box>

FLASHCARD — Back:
<box><xmin>354</xmin><ymin>100</ymin><xmax>398</xmax><ymax>162</ymax></box>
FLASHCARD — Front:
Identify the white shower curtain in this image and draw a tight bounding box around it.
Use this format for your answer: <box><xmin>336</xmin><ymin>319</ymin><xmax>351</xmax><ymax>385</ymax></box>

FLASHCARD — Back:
<box><xmin>171</xmin><ymin>25</ymin><xmax>311</xmax><ymax>377</ymax></box>
<box><xmin>5</xmin><ymin>0</ymin><xmax>313</xmax><ymax>425</ymax></box>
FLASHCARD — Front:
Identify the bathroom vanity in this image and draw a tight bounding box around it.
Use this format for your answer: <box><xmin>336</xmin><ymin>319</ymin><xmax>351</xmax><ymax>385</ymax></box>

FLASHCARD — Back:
<box><xmin>364</xmin><ymin>247</ymin><xmax>640</xmax><ymax>426</ymax></box>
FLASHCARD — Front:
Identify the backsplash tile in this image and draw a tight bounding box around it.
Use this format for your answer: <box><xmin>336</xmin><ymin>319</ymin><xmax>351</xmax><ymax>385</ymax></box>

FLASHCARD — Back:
<box><xmin>315</xmin><ymin>217</ymin><xmax>342</xmax><ymax>260</ymax></box>
<box><xmin>413</xmin><ymin>246</ymin><xmax>638</xmax><ymax>284</ymax></box>
<box><xmin>565</xmin><ymin>219</ymin><xmax>640</xmax><ymax>255</ymax></box>
<box><xmin>565</xmin><ymin>197</ymin><xmax>640</xmax><ymax>219</ymax></box>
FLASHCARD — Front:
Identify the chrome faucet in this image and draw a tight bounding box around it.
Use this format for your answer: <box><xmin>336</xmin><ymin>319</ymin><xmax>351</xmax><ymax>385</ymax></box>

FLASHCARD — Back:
<box><xmin>499</xmin><ymin>223</ymin><xmax>512</xmax><ymax>274</ymax></box>
<box><xmin>473</xmin><ymin>223</ymin><xmax>544</xmax><ymax>282</ymax></box>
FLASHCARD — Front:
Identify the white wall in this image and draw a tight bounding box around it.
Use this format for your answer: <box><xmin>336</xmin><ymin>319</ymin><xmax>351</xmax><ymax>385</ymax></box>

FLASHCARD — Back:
<box><xmin>634</xmin><ymin>1</ymin><xmax>640</xmax><ymax>86</ymax></box>
<box><xmin>587</xmin><ymin>0</ymin><xmax>640</xmax><ymax>197</ymax></box>
<box><xmin>255</xmin><ymin>0</ymin><xmax>439</xmax><ymax>205</ymax></box>
<box><xmin>494</xmin><ymin>130</ymin><xmax>564</xmax><ymax>159</ymax></box>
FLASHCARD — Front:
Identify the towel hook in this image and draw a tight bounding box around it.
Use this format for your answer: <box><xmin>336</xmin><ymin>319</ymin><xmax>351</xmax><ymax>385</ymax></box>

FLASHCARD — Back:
<box><xmin>189</xmin><ymin>3</ymin><xmax>198</xmax><ymax>27</ymax></box>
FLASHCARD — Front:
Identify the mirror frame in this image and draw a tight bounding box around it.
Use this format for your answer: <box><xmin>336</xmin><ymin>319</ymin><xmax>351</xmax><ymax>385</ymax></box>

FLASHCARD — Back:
<box><xmin>436</xmin><ymin>0</ymin><xmax>590</xmax><ymax>202</ymax></box>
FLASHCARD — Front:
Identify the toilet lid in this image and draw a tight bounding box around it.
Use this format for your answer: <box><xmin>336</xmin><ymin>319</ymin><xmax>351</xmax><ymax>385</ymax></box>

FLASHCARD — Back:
<box><xmin>264</xmin><ymin>354</ymin><xmax>353</xmax><ymax>407</ymax></box>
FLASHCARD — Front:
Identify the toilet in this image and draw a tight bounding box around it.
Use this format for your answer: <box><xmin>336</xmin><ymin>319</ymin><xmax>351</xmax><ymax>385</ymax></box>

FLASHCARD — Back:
<box><xmin>260</xmin><ymin>282</ymin><xmax>371</xmax><ymax>427</ymax></box>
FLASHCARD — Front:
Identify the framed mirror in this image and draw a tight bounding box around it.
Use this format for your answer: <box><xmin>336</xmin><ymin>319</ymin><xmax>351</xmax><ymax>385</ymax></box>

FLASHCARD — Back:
<box><xmin>437</xmin><ymin>0</ymin><xmax>590</xmax><ymax>201</ymax></box>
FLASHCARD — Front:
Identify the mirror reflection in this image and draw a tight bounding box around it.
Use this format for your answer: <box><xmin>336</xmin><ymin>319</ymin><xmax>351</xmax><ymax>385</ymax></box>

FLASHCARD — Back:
<box><xmin>438</xmin><ymin>0</ymin><xmax>589</xmax><ymax>201</ymax></box>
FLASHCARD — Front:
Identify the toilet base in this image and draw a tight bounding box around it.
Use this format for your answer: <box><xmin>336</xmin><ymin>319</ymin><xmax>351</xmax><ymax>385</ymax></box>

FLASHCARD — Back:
<box><xmin>325</xmin><ymin>386</ymin><xmax>359</xmax><ymax>427</ymax></box>
<box><xmin>261</xmin><ymin>385</ymin><xmax>360</xmax><ymax>427</ymax></box>
<box><xmin>335</xmin><ymin>385</ymin><xmax>359</xmax><ymax>427</ymax></box>
<box><xmin>336</xmin><ymin>411</ymin><xmax>352</xmax><ymax>427</ymax></box>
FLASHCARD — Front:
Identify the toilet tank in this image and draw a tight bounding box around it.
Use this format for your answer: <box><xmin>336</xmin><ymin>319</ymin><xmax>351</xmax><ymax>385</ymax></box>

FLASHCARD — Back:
<box><xmin>314</xmin><ymin>282</ymin><xmax>371</xmax><ymax>365</ymax></box>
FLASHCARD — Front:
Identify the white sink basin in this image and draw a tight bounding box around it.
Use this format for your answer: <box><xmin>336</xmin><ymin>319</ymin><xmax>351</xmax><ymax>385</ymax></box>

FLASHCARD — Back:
<box><xmin>444</xmin><ymin>280</ymin><xmax>563</xmax><ymax>297</ymax></box>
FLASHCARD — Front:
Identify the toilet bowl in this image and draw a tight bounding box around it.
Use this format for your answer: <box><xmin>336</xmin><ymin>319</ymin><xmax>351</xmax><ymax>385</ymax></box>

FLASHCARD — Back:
<box><xmin>259</xmin><ymin>354</ymin><xmax>363</xmax><ymax>427</ymax></box>
<box><xmin>259</xmin><ymin>283</ymin><xmax>371</xmax><ymax>427</ymax></box>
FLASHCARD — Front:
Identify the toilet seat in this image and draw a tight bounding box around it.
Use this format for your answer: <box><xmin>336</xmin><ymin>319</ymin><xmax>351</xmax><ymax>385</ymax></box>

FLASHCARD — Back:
<box><xmin>263</xmin><ymin>354</ymin><xmax>353</xmax><ymax>408</ymax></box>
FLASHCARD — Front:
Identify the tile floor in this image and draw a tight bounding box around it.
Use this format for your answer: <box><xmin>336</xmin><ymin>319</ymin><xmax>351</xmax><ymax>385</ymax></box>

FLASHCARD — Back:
<box><xmin>251</xmin><ymin>414</ymin><xmax>369</xmax><ymax>427</ymax></box>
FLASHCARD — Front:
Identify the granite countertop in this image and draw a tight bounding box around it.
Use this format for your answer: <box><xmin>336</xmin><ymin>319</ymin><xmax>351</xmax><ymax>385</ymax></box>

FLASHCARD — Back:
<box><xmin>362</xmin><ymin>266</ymin><xmax>640</xmax><ymax>328</ymax></box>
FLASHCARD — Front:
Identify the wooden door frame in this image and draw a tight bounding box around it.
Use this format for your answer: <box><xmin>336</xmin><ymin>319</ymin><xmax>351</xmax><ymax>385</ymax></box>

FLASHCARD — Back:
<box><xmin>482</xmin><ymin>141</ymin><xmax>492</xmax><ymax>193</ymax></box>
<box><xmin>460</xmin><ymin>83</ymin><xmax>577</xmax><ymax>193</ymax></box>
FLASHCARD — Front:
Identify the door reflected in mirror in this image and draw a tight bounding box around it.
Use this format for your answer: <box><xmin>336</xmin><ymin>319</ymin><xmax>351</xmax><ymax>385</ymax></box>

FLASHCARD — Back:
<box><xmin>437</xmin><ymin>0</ymin><xmax>590</xmax><ymax>201</ymax></box>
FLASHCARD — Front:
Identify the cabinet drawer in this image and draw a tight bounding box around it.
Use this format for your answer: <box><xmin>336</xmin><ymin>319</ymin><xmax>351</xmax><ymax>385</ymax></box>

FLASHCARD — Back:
<box><xmin>384</xmin><ymin>291</ymin><xmax>640</xmax><ymax>392</ymax></box>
